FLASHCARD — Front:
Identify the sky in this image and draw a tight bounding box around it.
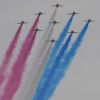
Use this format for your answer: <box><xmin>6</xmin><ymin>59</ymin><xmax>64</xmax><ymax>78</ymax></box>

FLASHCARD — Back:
<box><xmin>0</xmin><ymin>0</ymin><xmax>100</xmax><ymax>100</ymax></box>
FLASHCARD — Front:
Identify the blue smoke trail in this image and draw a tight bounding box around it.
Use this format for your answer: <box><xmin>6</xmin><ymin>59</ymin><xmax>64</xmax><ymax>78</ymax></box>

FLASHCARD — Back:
<box><xmin>33</xmin><ymin>32</ymin><xmax>74</xmax><ymax>100</ymax></box>
<box><xmin>46</xmin><ymin>15</ymin><xmax>74</xmax><ymax>67</ymax></box>
<box><xmin>40</xmin><ymin>21</ymin><xmax>91</xmax><ymax>100</ymax></box>
<box><xmin>35</xmin><ymin>15</ymin><xmax>74</xmax><ymax>93</ymax></box>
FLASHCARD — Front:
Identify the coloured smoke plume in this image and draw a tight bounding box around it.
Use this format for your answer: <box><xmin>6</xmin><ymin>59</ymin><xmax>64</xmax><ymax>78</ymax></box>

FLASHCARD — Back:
<box><xmin>45</xmin><ymin>14</ymin><xmax>75</xmax><ymax>70</ymax></box>
<box><xmin>0</xmin><ymin>23</ymin><xmax>24</xmax><ymax>85</ymax></box>
<box><xmin>35</xmin><ymin>21</ymin><xmax>91</xmax><ymax>100</ymax></box>
<box><xmin>33</xmin><ymin>30</ymin><xmax>74</xmax><ymax>100</ymax></box>
<box><xmin>0</xmin><ymin>15</ymin><xmax>40</xmax><ymax>100</ymax></box>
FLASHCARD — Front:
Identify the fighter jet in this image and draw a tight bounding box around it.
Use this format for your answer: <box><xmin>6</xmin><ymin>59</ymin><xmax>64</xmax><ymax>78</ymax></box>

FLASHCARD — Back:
<box><xmin>17</xmin><ymin>21</ymin><xmax>28</xmax><ymax>24</ymax></box>
<box><xmin>68</xmin><ymin>11</ymin><xmax>79</xmax><ymax>16</ymax></box>
<box><xmin>68</xmin><ymin>30</ymin><xmax>78</xmax><ymax>34</ymax></box>
<box><xmin>50</xmin><ymin>39</ymin><xmax>57</xmax><ymax>43</ymax></box>
<box><xmin>34</xmin><ymin>11</ymin><xmax>46</xmax><ymax>16</ymax></box>
<box><xmin>52</xmin><ymin>3</ymin><xmax>63</xmax><ymax>8</ymax></box>
<box><xmin>49</xmin><ymin>20</ymin><xmax>61</xmax><ymax>25</ymax></box>
<box><xmin>46</xmin><ymin>39</ymin><xmax>58</xmax><ymax>43</ymax></box>
<box><xmin>33</xmin><ymin>28</ymin><xmax>43</xmax><ymax>32</ymax></box>
<box><xmin>84</xmin><ymin>19</ymin><xmax>95</xmax><ymax>22</ymax></box>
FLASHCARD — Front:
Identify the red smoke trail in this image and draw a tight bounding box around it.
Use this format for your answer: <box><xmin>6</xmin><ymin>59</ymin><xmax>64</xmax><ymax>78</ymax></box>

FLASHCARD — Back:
<box><xmin>0</xmin><ymin>16</ymin><xmax>40</xmax><ymax>100</ymax></box>
<box><xmin>0</xmin><ymin>23</ymin><xmax>24</xmax><ymax>85</ymax></box>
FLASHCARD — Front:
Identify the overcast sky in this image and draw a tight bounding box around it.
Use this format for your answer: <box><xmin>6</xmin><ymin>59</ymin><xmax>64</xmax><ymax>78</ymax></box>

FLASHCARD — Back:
<box><xmin>0</xmin><ymin>0</ymin><xmax>100</xmax><ymax>100</ymax></box>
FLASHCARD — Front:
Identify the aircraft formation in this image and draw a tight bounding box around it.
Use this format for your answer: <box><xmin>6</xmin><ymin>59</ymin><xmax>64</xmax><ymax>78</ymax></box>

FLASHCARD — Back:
<box><xmin>0</xmin><ymin>3</ymin><xmax>94</xmax><ymax>100</ymax></box>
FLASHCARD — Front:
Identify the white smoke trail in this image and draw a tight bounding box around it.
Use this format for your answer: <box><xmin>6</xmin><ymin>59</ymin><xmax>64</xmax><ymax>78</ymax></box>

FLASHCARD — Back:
<box><xmin>15</xmin><ymin>43</ymin><xmax>53</xmax><ymax>100</ymax></box>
